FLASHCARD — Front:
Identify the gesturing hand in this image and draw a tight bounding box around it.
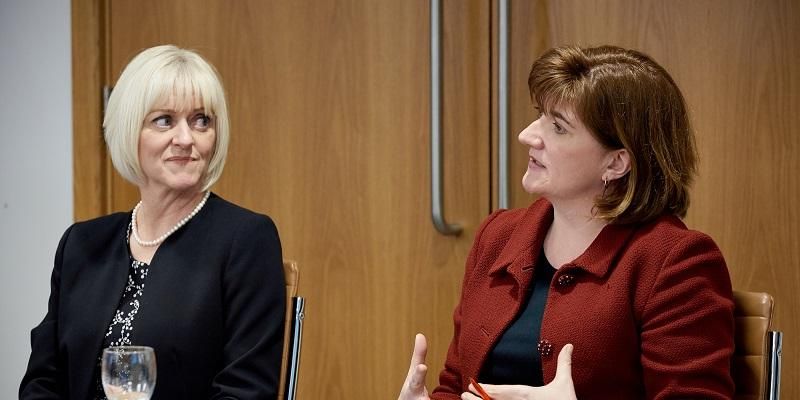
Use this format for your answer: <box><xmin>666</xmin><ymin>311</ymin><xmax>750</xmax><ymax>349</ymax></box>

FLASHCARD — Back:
<box><xmin>461</xmin><ymin>344</ymin><xmax>576</xmax><ymax>400</ymax></box>
<box><xmin>398</xmin><ymin>333</ymin><xmax>431</xmax><ymax>400</ymax></box>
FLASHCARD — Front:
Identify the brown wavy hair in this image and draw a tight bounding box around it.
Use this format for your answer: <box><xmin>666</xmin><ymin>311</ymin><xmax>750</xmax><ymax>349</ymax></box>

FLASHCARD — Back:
<box><xmin>528</xmin><ymin>45</ymin><xmax>697</xmax><ymax>224</ymax></box>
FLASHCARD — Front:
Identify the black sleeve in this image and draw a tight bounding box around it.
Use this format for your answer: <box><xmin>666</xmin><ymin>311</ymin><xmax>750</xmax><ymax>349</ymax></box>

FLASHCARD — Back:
<box><xmin>209</xmin><ymin>215</ymin><xmax>286</xmax><ymax>399</ymax></box>
<box><xmin>19</xmin><ymin>225</ymin><xmax>73</xmax><ymax>399</ymax></box>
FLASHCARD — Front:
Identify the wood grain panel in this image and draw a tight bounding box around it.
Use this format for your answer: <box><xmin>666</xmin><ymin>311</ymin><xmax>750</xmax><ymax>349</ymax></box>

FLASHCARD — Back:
<box><xmin>506</xmin><ymin>1</ymin><xmax>800</xmax><ymax>397</ymax></box>
<box><xmin>72</xmin><ymin>0</ymin><xmax>108</xmax><ymax>221</ymax></box>
<box><xmin>77</xmin><ymin>1</ymin><xmax>492</xmax><ymax>398</ymax></box>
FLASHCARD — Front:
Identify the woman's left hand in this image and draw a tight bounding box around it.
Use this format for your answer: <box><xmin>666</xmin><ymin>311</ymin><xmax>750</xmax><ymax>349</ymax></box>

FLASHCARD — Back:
<box><xmin>460</xmin><ymin>344</ymin><xmax>576</xmax><ymax>400</ymax></box>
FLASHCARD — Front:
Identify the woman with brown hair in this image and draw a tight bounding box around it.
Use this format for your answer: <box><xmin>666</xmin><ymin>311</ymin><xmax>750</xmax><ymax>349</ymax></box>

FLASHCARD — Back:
<box><xmin>399</xmin><ymin>45</ymin><xmax>734</xmax><ymax>400</ymax></box>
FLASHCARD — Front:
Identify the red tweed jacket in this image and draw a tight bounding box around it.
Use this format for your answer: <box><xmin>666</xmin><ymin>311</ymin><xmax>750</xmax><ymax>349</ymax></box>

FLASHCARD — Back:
<box><xmin>432</xmin><ymin>199</ymin><xmax>735</xmax><ymax>400</ymax></box>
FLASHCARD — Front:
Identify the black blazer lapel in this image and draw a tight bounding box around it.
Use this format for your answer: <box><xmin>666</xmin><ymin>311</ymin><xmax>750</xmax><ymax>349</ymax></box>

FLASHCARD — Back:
<box><xmin>62</xmin><ymin>216</ymin><xmax>131</xmax><ymax>399</ymax></box>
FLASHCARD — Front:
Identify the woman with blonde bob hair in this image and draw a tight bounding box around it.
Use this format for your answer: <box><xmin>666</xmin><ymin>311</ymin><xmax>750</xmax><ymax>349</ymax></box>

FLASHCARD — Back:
<box><xmin>21</xmin><ymin>45</ymin><xmax>286</xmax><ymax>399</ymax></box>
<box><xmin>104</xmin><ymin>45</ymin><xmax>230</xmax><ymax>192</ymax></box>
<box><xmin>400</xmin><ymin>45</ymin><xmax>734</xmax><ymax>399</ymax></box>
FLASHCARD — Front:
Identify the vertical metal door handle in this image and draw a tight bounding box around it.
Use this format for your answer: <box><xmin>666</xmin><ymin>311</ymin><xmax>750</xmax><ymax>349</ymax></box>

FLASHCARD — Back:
<box><xmin>498</xmin><ymin>0</ymin><xmax>510</xmax><ymax>209</ymax></box>
<box><xmin>430</xmin><ymin>0</ymin><xmax>462</xmax><ymax>236</ymax></box>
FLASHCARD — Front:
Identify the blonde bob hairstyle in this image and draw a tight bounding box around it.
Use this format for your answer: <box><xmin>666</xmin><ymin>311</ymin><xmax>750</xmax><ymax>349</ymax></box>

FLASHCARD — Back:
<box><xmin>103</xmin><ymin>44</ymin><xmax>229</xmax><ymax>192</ymax></box>
<box><xmin>529</xmin><ymin>45</ymin><xmax>697</xmax><ymax>224</ymax></box>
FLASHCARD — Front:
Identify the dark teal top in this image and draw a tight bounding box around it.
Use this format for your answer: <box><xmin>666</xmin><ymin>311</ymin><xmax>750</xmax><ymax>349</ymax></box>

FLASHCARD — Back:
<box><xmin>479</xmin><ymin>251</ymin><xmax>555</xmax><ymax>386</ymax></box>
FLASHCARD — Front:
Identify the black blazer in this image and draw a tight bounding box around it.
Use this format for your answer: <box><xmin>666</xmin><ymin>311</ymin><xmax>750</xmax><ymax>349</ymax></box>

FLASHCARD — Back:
<box><xmin>20</xmin><ymin>193</ymin><xmax>286</xmax><ymax>399</ymax></box>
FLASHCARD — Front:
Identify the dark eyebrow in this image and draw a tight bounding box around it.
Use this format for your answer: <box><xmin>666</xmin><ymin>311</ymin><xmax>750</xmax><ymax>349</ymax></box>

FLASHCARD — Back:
<box><xmin>551</xmin><ymin>110</ymin><xmax>575</xmax><ymax>128</ymax></box>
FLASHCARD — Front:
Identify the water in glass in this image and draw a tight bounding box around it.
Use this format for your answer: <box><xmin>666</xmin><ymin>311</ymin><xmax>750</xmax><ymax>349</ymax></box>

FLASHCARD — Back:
<box><xmin>101</xmin><ymin>346</ymin><xmax>157</xmax><ymax>400</ymax></box>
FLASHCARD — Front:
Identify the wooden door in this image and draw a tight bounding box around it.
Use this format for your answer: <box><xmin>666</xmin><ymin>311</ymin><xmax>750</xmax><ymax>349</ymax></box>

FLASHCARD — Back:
<box><xmin>75</xmin><ymin>0</ymin><xmax>491</xmax><ymax>398</ymax></box>
<box><xmin>502</xmin><ymin>1</ymin><xmax>800</xmax><ymax>397</ymax></box>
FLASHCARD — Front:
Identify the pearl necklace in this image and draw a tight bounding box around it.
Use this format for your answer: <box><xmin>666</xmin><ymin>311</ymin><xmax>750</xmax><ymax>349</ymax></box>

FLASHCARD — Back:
<box><xmin>131</xmin><ymin>191</ymin><xmax>210</xmax><ymax>247</ymax></box>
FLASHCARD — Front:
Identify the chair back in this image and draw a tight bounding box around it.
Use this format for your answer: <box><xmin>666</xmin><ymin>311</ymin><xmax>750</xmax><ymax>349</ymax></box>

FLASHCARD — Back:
<box><xmin>284</xmin><ymin>259</ymin><xmax>299</xmax><ymax>298</ymax></box>
<box><xmin>732</xmin><ymin>290</ymin><xmax>782</xmax><ymax>400</ymax></box>
<box><xmin>279</xmin><ymin>260</ymin><xmax>305</xmax><ymax>400</ymax></box>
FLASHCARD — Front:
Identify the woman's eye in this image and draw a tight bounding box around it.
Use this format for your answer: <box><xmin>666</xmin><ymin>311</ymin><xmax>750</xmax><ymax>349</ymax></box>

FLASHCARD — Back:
<box><xmin>192</xmin><ymin>114</ymin><xmax>212</xmax><ymax>131</ymax></box>
<box><xmin>152</xmin><ymin>115</ymin><xmax>172</xmax><ymax>129</ymax></box>
<box><xmin>553</xmin><ymin>121</ymin><xmax>566</xmax><ymax>134</ymax></box>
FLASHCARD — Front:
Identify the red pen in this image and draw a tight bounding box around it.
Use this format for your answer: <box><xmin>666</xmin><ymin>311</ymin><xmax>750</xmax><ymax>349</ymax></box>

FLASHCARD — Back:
<box><xmin>469</xmin><ymin>377</ymin><xmax>492</xmax><ymax>400</ymax></box>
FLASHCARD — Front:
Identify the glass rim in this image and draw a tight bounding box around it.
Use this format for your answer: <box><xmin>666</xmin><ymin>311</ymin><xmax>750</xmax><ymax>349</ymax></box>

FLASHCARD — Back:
<box><xmin>103</xmin><ymin>345</ymin><xmax>155</xmax><ymax>354</ymax></box>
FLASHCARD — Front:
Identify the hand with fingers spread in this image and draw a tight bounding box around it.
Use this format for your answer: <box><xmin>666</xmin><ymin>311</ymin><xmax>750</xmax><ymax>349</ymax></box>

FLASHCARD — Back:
<box><xmin>398</xmin><ymin>333</ymin><xmax>432</xmax><ymax>400</ymax></box>
<box><xmin>461</xmin><ymin>344</ymin><xmax>577</xmax><ymax>400</ymax></box>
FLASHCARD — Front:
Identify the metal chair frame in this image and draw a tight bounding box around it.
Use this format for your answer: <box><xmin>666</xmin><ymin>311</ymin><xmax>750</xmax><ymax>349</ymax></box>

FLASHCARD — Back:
<box><xmin>280</xmin><ymin>260</ymin><xmax>305</xmax><ymax>400</ymax></box>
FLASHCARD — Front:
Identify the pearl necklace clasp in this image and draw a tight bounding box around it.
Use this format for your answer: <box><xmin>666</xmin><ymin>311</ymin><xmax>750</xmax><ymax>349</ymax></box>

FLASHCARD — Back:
<box><xmin>131</xmin><ymin>191</ymin><xmax>210</xmax><ymax>247</ymax></box>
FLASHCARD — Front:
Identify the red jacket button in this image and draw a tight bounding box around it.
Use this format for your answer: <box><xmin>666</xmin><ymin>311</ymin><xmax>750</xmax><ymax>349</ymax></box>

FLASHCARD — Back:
<box><xmin>557</xmin><ymin>273</ymin><xmax>575</xmax><ymax>287</ymax></box>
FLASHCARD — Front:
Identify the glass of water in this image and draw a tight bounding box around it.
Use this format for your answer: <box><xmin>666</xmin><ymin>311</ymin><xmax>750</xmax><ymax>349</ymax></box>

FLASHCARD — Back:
<box><xmin>101</xmin><ymin>346</ymin><xmax>157</xmax><ymax>400</ymax></box>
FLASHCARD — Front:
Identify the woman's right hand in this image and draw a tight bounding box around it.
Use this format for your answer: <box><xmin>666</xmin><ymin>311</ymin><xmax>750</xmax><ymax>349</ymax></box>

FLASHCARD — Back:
<box><xmin>462</xmin><ymin>344</ymin><xmax>577</xmax><ymax>400</ymax></box>
<box><xmin>398</xmin><ymin>333</ymin><xmax>431</xmax><ymax>400</ymax></box>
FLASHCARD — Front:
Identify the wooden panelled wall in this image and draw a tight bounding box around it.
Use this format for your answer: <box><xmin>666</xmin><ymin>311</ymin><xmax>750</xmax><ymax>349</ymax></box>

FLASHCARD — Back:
<box><xmin>75</xmin><ymin>1</ymin><xmax>490</xmax><ymax>399</ymax></box>
<box><xmin>74</xmin><ymin>0</ymin><xmax>798</xmax><ymax>398</ymax></box>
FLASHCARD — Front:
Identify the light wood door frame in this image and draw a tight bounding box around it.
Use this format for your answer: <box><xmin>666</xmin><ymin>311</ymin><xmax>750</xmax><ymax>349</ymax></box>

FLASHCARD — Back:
<box><xmin>72</xmin><ymin>0</ymin><xmax>110</xmax><ymax>221</ymax></box>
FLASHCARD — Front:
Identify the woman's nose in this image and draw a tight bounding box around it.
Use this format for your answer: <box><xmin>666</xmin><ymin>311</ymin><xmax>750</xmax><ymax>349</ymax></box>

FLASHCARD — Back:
<box><xmin>518</xmin><ymin>120</ymin><xmax>544</xmax><ymax>149</ymax></box>
<box><xmin>172</xmin><ymin>119</ymin><xmax>194</xmax><ymax>146</ymax></box>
